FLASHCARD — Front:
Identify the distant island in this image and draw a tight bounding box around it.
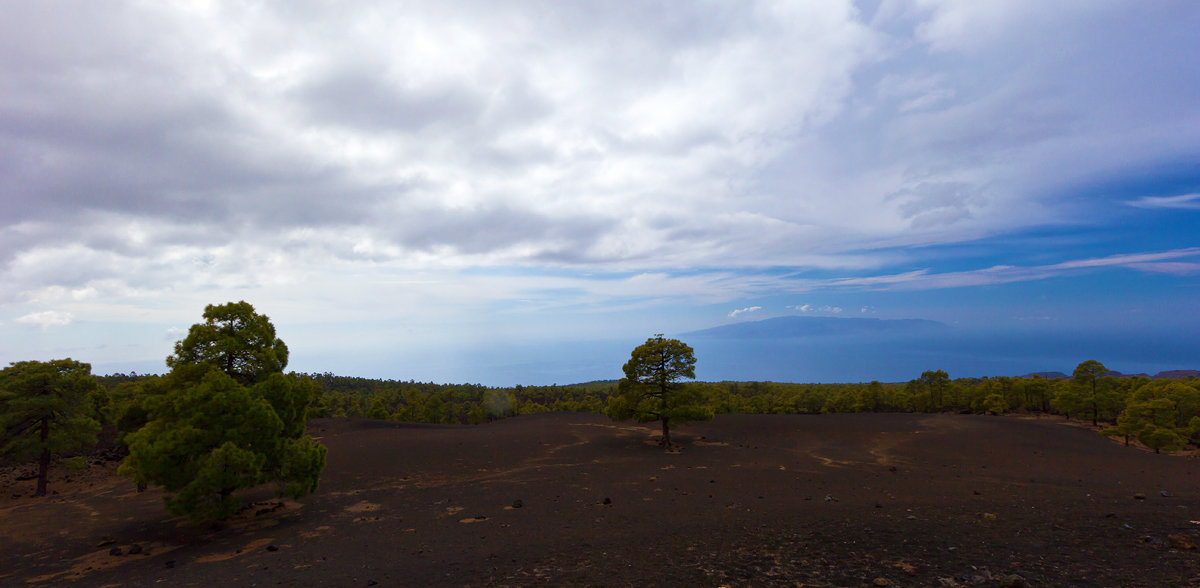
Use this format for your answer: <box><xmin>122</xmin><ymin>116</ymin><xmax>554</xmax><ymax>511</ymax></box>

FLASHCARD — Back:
<box><xmin>682</xmin><ymin>315</ymin><xmax>948</xmax><ymax>339</ymax></box>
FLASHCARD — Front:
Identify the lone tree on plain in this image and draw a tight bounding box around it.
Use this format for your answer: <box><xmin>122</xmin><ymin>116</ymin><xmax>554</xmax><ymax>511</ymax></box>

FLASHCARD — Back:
<box><xmin>121</xmin><ymin>301</ymin><xmax>327</xmax><ymax>522</ymax></box>
<box><xmin>605</xmin><ymin>334</ymin><xmax>712</xmax><ymax>449</ymax></box>
<box><xmin>0</xmin><ymin>359</ymin><xmax>103</xmax><ymax>497</ymax></box>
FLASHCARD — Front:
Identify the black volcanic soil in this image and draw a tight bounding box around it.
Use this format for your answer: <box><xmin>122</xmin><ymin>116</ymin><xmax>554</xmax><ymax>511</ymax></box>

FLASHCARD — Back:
<box><xmin>3</xmin><ymin>413</ymin><xmax>1199</xmax><ymax>587</ymax></box>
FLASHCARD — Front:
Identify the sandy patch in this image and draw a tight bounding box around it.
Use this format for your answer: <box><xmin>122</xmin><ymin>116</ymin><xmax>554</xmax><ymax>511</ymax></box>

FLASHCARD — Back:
<box><xmin>300</xmin><ymin>525</ymin><xmax>333</xmax><ymax>538</ymax></box>
<box><xmin>194</xmin><ymin>537</ymin><xmax>274</xmax><ymax>563</ymax></box>
<box><xmin>345</xmin><ymin>500</ymin><xmax>380</xmax><ymax>513</ymax></box>
<box><xmin>25</xmin><ymin>541</ymin><xmax>181</xmax><ymax>584</ymax></box>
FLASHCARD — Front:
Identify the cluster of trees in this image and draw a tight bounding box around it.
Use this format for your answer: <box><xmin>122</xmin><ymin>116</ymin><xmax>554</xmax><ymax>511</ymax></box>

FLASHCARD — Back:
<box><xmin>602</xmin><ymin>347</ymin><xmax>1200</xmax><ymax>454</ymax></box>
<box><xmin>96</xmin><ymin>353</ymin><xmax>1200</xmax><ymax>456</ymax></box>
<box><xmin>300</xmin><ymin>375</ymin><xmax>614</xmax><ymax>423</ymax></box>
<box><xmin>1</xmin><ymin>302</ymin><xmax>326</xmax><ymax>521</ymax></box>
<box><xmin>690</xmin><ymin>362</ymin><xmax>1200</xmax><ymax>453</ymax></box>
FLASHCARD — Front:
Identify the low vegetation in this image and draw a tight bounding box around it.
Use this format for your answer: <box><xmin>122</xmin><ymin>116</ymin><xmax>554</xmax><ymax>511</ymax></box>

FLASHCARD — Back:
<box><xmin>98</xmin><ymin>355</ymin><xmax>1200</xmax><ymax>455</ymax></box>
<box><xmin>5</xmin><ymin>314</ymin><xmax>1200</xmax><ymax>511</ymax></box>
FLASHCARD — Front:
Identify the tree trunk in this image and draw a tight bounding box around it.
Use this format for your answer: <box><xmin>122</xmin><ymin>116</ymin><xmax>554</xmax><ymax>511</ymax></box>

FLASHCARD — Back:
<box><xmin>661</xmin><ymin>417</ymin><xmax>671</xmax><ymax>449</ymax></box>
<box><xmin>36</xmin><ymin>417</ymin><xmax>50</xmax><ymax>497</ymax></box>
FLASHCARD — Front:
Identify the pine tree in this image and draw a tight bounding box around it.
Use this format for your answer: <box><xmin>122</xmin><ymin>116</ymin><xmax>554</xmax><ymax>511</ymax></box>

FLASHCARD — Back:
<box><xmin>120</xmin><ymin>302</ymin><xmax>326</xmax><ymax>522</ymax></box>
<box><xmin>605</xmin><ymin>335</ymin><xmax>711</xmax><ymax>449</ymax></box>
<box><xmin>0</xmin><ymin>359</ymin><xmax>102</xmax><ymax>496</ymax></box>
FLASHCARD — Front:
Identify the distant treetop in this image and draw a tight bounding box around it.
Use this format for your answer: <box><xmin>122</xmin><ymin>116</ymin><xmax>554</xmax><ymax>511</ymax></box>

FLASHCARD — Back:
<box><xmin>166</xmin><ymin>301</ymin><xmax>288</xmax><ymax>386</ymax></box>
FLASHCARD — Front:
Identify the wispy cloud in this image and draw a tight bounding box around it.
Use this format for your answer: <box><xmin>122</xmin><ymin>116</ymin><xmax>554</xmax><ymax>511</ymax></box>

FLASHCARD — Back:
<box><xmin>825</xmin><ymin>248</ymin><xmax>1200</xmax><ymax>291</ymax></box>
<box><xmin>1045</xmin><ymin>249</ymin><xmax>1200</xmax><ymax>271</ymax></box>
<box><xmin>1125</xmin><ymin>193</ymin><xmax>1200</xmax><ymax>210</ymax></box>
<box><xmin>728</xmin><ymin>306</ymin><xmax>762</xmax><ymax>319</ymax></box>
<box><xmin>1125</xmin><ymin>262</ymin><xmax>1200</xmax><ymax>276</ymax></box>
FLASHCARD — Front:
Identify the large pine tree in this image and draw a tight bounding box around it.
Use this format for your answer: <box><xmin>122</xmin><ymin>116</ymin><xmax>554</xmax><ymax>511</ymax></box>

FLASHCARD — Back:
<box><xmin>0</xmin><ymin>359</ymin><xmax>102</xmax><ymax>496</ymax></box>
<box><xmin>120</xmin><ymin>301</ymin><xmax>326</xmax><ymax>522</ymax></box>
<box><xmin>605</xmin><ymin>334</ymin><xmax>712</xmax><ymax>449</ymax></box>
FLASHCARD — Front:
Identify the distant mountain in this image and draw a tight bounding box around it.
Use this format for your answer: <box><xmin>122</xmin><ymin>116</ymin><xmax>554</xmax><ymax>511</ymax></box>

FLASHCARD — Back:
<box><xmin>1105</xmin><ymin>370</ymin><xmax>1150</xmax><ymax>378</ymax></box>
<box><xmin>1019</xmin><ymin>370</ymin><xmax>1198</xmax><ymax>380</ymax></box>
<box><xmin>682</xmin><ymin>316</ymin><xmax>948</xmax><ymax>339</ymax></box>
<box><xmin>1020</xmin><ymin>371</ymin><xmax>1069</xmax><ymax>380</ymax></box>
<box><xmin>1152</xmin><ymin>370</ymin><xmax>1200</xmax><ymax>380</ymax></box>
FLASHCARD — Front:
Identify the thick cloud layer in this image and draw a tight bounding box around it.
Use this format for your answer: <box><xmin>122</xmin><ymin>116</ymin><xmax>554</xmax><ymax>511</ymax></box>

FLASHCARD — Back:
<box><xmin>3</xmin><ymin>1</ymin><xmax>1199</xmax><ymax>376</ymax></box>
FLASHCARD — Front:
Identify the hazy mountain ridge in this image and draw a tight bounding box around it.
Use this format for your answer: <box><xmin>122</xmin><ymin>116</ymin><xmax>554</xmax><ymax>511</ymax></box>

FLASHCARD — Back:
<box><xmin>1019</xmin><ymin>369</ymin><xmax>1200</xmax><ymax>380</ymax></box>
<box><xmin>683</xmin><ymin>315</ymin><xmax>948</xmax><ymax>339</ymax></box>
<box><xmin>680</xmin><ymin>317</ymin><xmax>1198</xmax><ymax>383</ymax></box>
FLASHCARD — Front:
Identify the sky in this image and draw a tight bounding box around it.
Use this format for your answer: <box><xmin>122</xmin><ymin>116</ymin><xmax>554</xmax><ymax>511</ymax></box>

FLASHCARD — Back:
<box><xmin>2</xmin><ymin>1</ymin><xmax>1199</xmax><ymax>385</ymax></box>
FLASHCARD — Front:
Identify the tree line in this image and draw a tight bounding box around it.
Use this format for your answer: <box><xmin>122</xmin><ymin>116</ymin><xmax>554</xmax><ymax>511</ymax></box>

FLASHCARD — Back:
<box><xmin>296</xmin><ymin>375</ymin><xmax>615</xmax><ymax>423</ymax></box>
<box><xmin>90</xmin><ymin>358</ymin><xmax>1200</xmax><ymax>454</ymax></box>
<box><xmin>6</xmin><ymin>319</ymin><xmax>1199</xmax><ymax>520</ymax></box>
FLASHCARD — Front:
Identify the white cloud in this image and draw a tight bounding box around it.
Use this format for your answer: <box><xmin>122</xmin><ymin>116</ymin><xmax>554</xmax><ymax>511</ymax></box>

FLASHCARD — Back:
<box><xmin>16</xmin><ymin>310</ymin><xmax>73</xmax><ymax>328</ymax></box>
<box><xmin>1</xmin><ymin>2</ymin><xmax>1199</xmax><ymax>374</ymax></box>
<box><xmin>787</xmin><ymin>303</ymin><xmax>842</xmax><ymax>314</ymax></box>
<box><xmin>728</xmin><ymin>306</ymin><xmax>762</xmax><ymax>319</ymax></box>
<box><xmin>901</xmin><ymin>0</ymin><xmax>1087</xmax><ymax>53</ymax></box>
<box><xmin>6</xmin><ymin>0</ymin><xmax>1193</xmax><ymax>288</ymax></box>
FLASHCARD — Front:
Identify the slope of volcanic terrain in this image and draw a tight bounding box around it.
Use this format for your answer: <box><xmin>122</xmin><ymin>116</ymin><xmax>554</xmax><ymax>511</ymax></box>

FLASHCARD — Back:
<box><xmin>3</xmin><ymin>413</ymin><xmax>1199</xmax><ymax>586</ymax></box>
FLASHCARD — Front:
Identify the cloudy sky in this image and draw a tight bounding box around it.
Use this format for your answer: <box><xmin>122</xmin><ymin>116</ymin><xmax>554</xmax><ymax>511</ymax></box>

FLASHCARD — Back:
<box><xmin>3</xmin><ymin>1</ymin><xmax>1199</xmax><ymax>384</ymax></box>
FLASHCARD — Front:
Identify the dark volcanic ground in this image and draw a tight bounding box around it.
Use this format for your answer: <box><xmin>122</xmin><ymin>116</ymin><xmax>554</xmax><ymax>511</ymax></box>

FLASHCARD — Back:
<box><xmin>3</xmin><ymin>413</ymin><xmax>1199</xmax><ymax>587</ymax></box>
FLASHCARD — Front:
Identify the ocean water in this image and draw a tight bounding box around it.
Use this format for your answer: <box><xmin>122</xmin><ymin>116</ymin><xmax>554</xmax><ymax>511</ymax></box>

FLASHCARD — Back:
<box><xmin>193</xmin><ymin>325</ymin><xmax>1200</xmax><ymax>387</ymax></box>
<box><xmin>339</xmin><ymin>327</ymin><xmax>1199</xmax><ymax>386</ymax></box>
<box><xmin>688</xmin><ymin>328</ymin><xmax>1198</xmax><ymax>383</ymax></box>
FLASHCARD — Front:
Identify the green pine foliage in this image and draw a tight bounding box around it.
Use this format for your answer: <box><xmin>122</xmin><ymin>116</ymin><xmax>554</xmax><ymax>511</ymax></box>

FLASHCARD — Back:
<box><xmin>119</xmin><ymin>302</ymin><xmax>327</xmax><ymax>522</ymax></box>
<box><xmin>299</xmin><ymin>375</ymin><xmax>615</xmax><ymax>422</ymax></box>
<box><xmin>605</xmin><ymin>335</ymin><xmax>712</xmax><ymax>448</ymax></box>
<box><xmin>166</xmin><ymin>301</ymin><xmax>289</xmax><ymax>386</ymax></box>
<box><xmin>0</xmin><ymin>359</ymin><xmax>103</xmax><ymax>496</ymax></box>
